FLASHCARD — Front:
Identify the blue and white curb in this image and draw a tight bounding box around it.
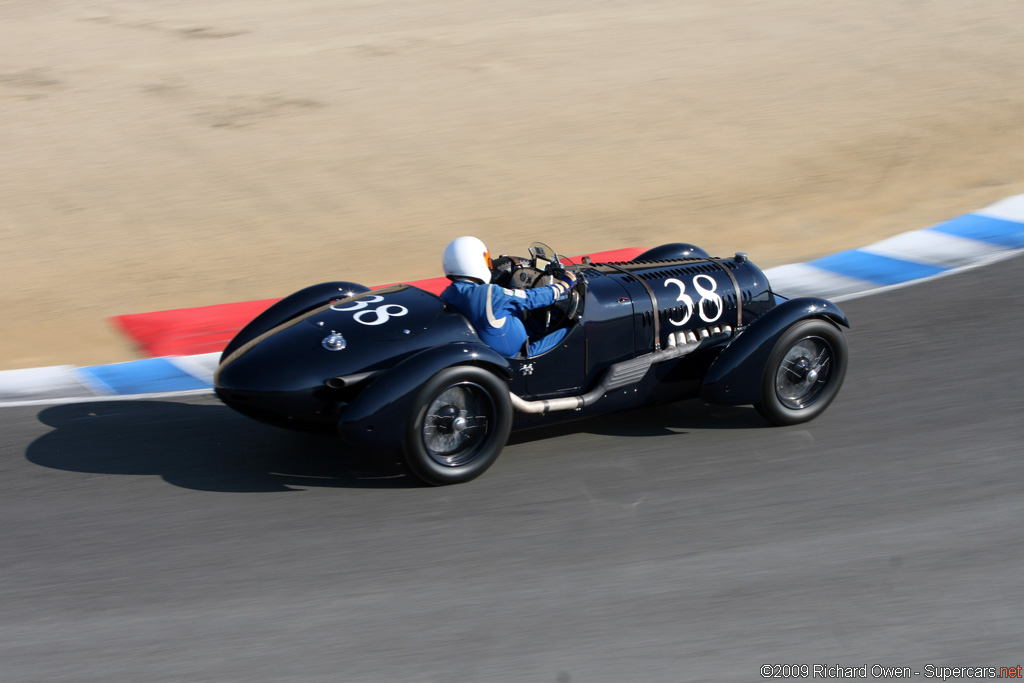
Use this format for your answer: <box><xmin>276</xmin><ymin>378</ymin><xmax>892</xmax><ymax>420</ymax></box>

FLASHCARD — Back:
<box><xmin>767</xmin><ymin>194</ymin><xmax>1024</xmax><ymax>300</ymax></box>
<box><xmin>0</xmin><ymin>355</ymin><xmax>221</xmax><ymax>407</ymax></box>
<box><xmin>2</xmin><ymin>194</ymin><xmax>1022</xmax><ymax>407</ymax></box>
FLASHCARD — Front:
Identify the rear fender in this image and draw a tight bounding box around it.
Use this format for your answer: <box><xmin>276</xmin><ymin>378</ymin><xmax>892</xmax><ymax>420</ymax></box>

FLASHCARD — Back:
<box><xmin>700</xmin><ymin>298</ymin><xmax>849</xmax><ymax>405</ymax></box>
<box><xmin>221</xmin><ymin>282</ymin><xmax>370</xmax><ymax>360</ymax></box>
<box><xmin>338</xmin><ymin>343</ymin><xmax>512</xmax><ymax>451</ymax></box>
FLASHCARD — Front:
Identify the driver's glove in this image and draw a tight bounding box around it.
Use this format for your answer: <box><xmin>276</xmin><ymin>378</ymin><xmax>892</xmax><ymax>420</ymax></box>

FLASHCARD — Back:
<box><xmin>550</xmin><ymin>270</ymin><xmax>578</xmax><ymax>299</ymax></box>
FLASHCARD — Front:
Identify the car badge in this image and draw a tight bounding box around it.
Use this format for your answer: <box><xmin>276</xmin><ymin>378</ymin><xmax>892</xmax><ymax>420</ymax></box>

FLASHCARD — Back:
<box><xmin>520</xmin><ymin>363</ymin><xmax>534</xmax><ymax>376</ymax></box>
<box><xmin>322</xmin><ymin>331</ymin><xmax>347</xmax><ymax>351</ymax></box>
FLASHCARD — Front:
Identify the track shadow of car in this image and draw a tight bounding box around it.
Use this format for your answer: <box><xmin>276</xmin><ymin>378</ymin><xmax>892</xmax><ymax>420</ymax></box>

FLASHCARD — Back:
<box><xmin>508</xmin><ymin>398</ymin><xmax>768</xmax><ymax>446</ymax></box>
<box><xmin>26</xmin><ymin>399</ymin><xmax>418</xmax><ymax>492</ymax></box>
<box><xmin>25</xmin><ymin>398</ymin><xmax>768</xmax><ymax>492</ymax></box>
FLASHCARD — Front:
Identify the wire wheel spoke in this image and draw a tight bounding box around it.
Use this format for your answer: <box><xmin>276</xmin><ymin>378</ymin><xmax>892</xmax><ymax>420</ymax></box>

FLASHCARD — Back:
<box><xmin>775</xmin><ymin>337</ymin><xmax>833</xmax><ymax>409</ymax></box>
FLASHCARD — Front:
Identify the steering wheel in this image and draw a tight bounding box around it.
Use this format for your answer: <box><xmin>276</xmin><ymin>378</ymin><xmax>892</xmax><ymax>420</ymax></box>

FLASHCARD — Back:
<box><xmin>498</xmin><ymin>242</ymin><xmax>583</xmax><ymax>333</ymax></box>
<box><xmin>529</xmin><ymin>267</ymin><xmax>583</xmax><ymax>332</ymax></box>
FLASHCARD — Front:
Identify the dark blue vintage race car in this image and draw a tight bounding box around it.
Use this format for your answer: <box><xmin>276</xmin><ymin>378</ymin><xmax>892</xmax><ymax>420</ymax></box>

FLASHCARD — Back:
<box><xmin>215</xmin><ymin>242</ymin><xmax>849</xmax><ymax>485</ymax></box>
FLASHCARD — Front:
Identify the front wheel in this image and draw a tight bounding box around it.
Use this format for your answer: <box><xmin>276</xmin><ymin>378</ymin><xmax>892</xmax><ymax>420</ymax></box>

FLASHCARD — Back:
<box><xmin>402</xmin><ymin>366</ymin><xmax>512</xmax><ymax>485</ymax></box>
<box><xmin>755</xmin><ymin>319</ymin><xmax>848</xmax><ymax>426</ymax></box>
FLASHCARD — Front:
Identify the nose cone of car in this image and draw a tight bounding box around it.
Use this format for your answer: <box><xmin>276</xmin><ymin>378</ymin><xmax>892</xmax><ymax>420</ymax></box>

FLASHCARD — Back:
<box><xmin>215</xmin><ymin>283</ymin><xmax>479</xmax><ymax>431</ymax></box>
<box><xmin>216</xmin><ymin>284</ymin><xmax>464</xmax><ymax>395</ymax></box>
<box><xmin>214</xmin><ymin>327</ymin><xmax>360</xmax><ymax>432</ymax></box>
<box><xmin>215</xmin><ymin>327</ymin><xmax>351</xmax><ymax>395</ymax></box>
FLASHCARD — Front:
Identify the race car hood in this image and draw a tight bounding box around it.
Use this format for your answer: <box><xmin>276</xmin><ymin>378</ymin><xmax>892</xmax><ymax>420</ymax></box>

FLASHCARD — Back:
<box><xmin>215</xmin><ymin>285</ymin><xmax>478</xmax><ymax>393</ymax></box>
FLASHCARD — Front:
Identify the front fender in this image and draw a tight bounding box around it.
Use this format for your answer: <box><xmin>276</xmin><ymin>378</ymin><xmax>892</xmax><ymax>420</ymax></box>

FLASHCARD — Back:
<box><xmin>338</xmin><ymin>342</ymin><xmax>512</xmax><ymax>451</ymax></box>
<box><xmin>700</xmin><ymin>298</ymin><xmax>849</xmax><ymax>406</ymax></box>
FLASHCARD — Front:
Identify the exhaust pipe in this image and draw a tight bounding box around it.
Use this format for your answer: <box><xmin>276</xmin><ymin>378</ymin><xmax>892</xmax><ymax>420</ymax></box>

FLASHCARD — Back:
<box><xmin>510</xmin><ymin>327</ymin><xmax>731</xmax><ymax>414</ymax></box>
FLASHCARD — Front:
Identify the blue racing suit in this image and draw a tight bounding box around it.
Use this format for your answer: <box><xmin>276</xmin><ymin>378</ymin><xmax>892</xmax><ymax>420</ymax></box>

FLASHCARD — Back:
<box><xmin>441</xmin><ymin>279</ymin><xmax>570</xmax><ymax>358</ymax></box>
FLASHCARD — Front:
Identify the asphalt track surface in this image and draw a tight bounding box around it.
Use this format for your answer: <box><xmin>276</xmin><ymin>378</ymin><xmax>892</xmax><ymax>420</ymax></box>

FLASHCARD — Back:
<box><xmin>2</xmin><ymin>256</ymin><xmax>1021</xmax><ymax>682</ymax></box>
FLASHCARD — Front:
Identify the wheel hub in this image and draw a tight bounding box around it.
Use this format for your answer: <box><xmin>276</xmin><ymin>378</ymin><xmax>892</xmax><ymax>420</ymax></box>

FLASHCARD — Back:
<box><xmin>434</xmin><ymin>405</ymin><xmax>460</xmax><ymax>434</ymax></box>
<box><xmin>790</xmin><ymin>357</ymin><xmax>821</xmax><ymax>383</ymax></box>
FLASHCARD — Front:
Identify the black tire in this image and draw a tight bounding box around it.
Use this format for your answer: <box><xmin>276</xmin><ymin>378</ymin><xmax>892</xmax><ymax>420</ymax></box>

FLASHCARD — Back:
<box><xmin>402</xmin><ymin>366</ymin><xmax>512</xmax><ymax>485</ymax></box>
<box><xmin>755</xmin><ymin>319</ymin><xmax>848</xmax><ymax>426</ymax></box>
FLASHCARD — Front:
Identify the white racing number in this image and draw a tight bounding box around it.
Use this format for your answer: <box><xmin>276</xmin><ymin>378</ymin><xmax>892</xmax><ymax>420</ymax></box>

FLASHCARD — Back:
<box><xmin>663</xmin><ymin>278</ymin><xmax>694</xmax><ymax>326</ymax></box>
<box><xmin>693</xmin><ymin>274</ymin><xmax>723</xmax><ymax>323</ymax></box>
<box><xmin>664</xmin><ymin>275</ymin><xmax>723</xmax><ymax>325</ymax></box>
<box><xmin>330</xmin><ymin>294</ymin><xmax>409</xmax><ymax>326</ymax></box>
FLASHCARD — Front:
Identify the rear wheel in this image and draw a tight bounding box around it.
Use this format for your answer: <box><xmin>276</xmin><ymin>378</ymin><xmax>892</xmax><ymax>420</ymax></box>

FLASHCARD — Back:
<box><xmin>402</xmin><ymin>366</ymin><xmax>512</xmax><ymax>485</ymax></box>
<box><xmin>755</xmin><ymin>319</ymin><xmax>847</xmax><ymax>425</ymax></box>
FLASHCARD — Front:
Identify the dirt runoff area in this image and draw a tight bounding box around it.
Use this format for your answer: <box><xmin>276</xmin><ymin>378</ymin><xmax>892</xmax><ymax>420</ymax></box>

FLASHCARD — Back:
<box><xmin>2</xmin><ymin>1</ymin><xmax>1022</xmax><ymax>371</ymax></box>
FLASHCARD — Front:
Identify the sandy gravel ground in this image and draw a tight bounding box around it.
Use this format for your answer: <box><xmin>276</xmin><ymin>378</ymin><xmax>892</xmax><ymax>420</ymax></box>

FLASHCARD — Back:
<box><xmin>2</xmin><ymin>0</ymin><xmax>1022</xmax><ymax>370</ymax></box>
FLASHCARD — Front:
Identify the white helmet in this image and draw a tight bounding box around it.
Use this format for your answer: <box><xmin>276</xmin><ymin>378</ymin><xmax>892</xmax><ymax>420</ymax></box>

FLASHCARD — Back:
<box><xmin>443</xmin><ymin>236</ymin><xmax>492</xmax><ymax>283</ymax></box>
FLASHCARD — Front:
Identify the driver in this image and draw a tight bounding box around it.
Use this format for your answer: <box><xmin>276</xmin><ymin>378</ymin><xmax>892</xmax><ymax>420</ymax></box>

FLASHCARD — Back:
<box><xmin>440</xmin><ymin>236</ymin><xmax>578</xmax><ymax>358</ymax></box>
